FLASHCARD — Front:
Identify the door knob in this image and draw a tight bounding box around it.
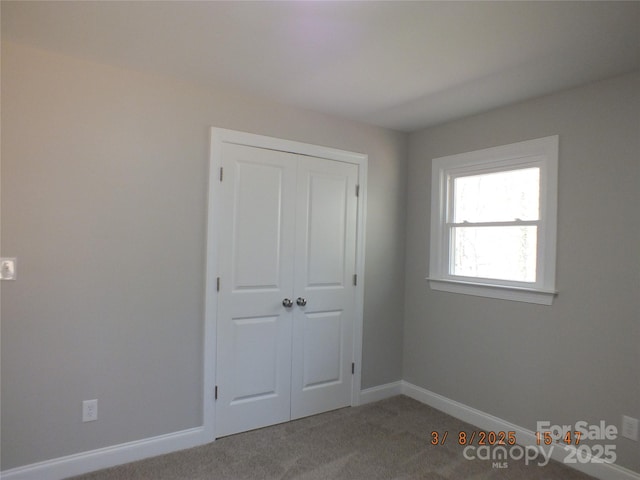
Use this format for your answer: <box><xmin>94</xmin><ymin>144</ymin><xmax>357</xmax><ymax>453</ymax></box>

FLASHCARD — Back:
<box><xmin>282</xmin><ymin>298</ymin><xmax>293</xmax><ymax>308</ymax></box>
<box><xmin>296</xmin><ymin>297</ymin><xmax>307</xmax><ymax>307</ymax></box>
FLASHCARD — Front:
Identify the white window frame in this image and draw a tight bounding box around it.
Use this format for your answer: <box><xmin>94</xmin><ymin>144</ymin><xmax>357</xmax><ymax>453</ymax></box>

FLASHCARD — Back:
<box><xmin>428</xmin><ymin>136</ymin><xmax>558</xmax><ymax>305</ymax></box>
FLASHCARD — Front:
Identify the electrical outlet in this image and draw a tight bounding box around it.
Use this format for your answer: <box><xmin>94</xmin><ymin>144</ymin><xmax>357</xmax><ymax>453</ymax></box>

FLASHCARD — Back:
<box><xmin>0</xmin><ymin>258</ymin><xmax>17</xmax><ymax>280</ymax></box>
<box><xmin>621</xmin><ymin>415</ymin><xmax>638</xmax><ymax>441</ymax></box>
<box><xmin>82</xmin><ymin>399</ymin><xmax>98</xmax><ymax>422</ymax></box>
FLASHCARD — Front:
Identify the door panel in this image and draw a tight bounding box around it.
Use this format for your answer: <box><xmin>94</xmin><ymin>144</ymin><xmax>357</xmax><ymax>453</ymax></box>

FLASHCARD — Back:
<box><xmin>230</xmin><ymin>315</ymin><xmax>280</xmax><ymax>402</ymax></box>
<box><xmin>232</xmin><ymin>161</ymin><xmax>286</xmax><ymax>290</ymax></box>
<box><xmin>215</xmin><ymin>143</ymin><xmax>297</xmax><ymax>437</ymax></box>
<box><xmin>216</xmin><ymin>146</ymin><xmax>358</xmax><ymax>435</ymax></box>
<box><xmin>302</xmin><ymin>311</ymin><xmax>343</xmax><ymax>388</ymax></box>
<box><xmin>306</xmin><ymin>174</ymin><xmax>349</xmax><ymax>286</ymax></box>
<box><xmin>291</xmin><ymin>156</ymin><xmax>358</xmax><ymax>420</ymax></box>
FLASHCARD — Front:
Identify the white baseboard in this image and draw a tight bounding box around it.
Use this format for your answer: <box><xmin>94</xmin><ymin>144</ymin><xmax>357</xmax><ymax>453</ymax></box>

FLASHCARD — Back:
<box><xmin>400</xmin><ymin>381</ymin><xmax>640</xmax><ymax>480</ymax></box>
<box><xmin>4</xmin><ymin>383</ymin><xmax>638</xmax><ymax>480</ymax></box>
<box><xmin>359</xmin><ymin>381</ymin><xmax>403</xmax><ymax>404</ymax></box>
<box><xmin>0</xmin><ymin>427</ymin><xmax>206</xmax><ymax>480</ymax></box>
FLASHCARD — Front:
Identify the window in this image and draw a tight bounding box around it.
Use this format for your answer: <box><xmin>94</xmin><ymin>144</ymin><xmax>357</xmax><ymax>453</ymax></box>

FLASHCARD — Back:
<box><xmin>428</xmin><ymin>136</ymin><xmax>558</xmax><ymax>305</ymax></box>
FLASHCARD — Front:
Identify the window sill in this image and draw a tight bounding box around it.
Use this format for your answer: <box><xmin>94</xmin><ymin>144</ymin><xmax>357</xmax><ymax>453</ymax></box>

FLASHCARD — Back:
<box><xmin>427</xmin><ymin>278</ymin><xmax>557</xmax><ymax>305</ymax></box>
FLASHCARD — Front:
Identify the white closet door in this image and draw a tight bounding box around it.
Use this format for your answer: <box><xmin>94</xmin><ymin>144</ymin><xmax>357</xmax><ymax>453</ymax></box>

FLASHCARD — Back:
<box><xmin>291</xmin><ymin>156</ymin><xmax>358</xmax><ymax>420</ymax></box>
<box><xmin>215</xmin><ymin>144</ymin><xmax>358</xmax><ymax>437</ymax></box>
<box><xmin>215</xmin><ymin>143</ymin><xmax>297</xmax><ymax>437</ymax></box>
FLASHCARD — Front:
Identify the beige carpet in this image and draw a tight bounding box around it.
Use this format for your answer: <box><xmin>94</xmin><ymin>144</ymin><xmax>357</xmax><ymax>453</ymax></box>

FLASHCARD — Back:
<box><xmin>68</xmin><ymin>395</ymin><xmax>596</xmax><ymax>479</ymax></box>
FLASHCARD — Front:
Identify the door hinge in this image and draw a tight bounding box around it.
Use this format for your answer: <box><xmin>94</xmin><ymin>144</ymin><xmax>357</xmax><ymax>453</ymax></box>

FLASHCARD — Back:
<box><xmin>216</xmin><ymin>277</ymin><xmax>220</xmax><ymax>292</ymax></box>
<box><xmin>351</xmin><ymin>362</ymin><xmax>355</xmax><ymax>375</ymax></box>
<box><xmin>219</xmin><ymin>167</ymin><xmax>223</xmax><ymax>182</ymax></box>
<box><xmin>356</xmin><ymin>184</ymin><xmax>360</xmax><ymax>197</ymax></box>
<box><xmin>215</xmin><ymin>385</ymin><xmax>218</xmax><ymax>400</ymax></box>
<box><xmin>353</xmin><ymin>274</ymin><xmax>358</xmax><ymax>286</ymax></box>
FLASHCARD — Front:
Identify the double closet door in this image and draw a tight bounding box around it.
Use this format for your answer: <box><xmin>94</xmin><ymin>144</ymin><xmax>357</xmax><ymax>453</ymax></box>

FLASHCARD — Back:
<box><xmin>215</xmin><ymin>142</ymin><xmax>359</xmax><ymax>437</ymax></box>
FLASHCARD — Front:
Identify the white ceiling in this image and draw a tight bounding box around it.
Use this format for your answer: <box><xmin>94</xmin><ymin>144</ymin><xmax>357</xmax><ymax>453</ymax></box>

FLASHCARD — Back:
<box><xmin>2</xmin><ymin>1</ymin><xmax>639</xmax><ymax>132</ymax></box>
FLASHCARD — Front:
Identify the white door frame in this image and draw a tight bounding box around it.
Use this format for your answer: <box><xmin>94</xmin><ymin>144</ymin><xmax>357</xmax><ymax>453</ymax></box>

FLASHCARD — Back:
<box><xmin>203</xmin><ymin>128</ymin><xmax>368</xmax><ymax>441</ymax></box>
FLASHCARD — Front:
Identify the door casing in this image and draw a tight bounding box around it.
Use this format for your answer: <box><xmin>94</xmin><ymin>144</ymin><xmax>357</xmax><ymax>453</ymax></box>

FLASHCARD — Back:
<box><xmin>203</xmin><ymin>128</ymin><xmax>368</xmax><ymax>441</ymax></box>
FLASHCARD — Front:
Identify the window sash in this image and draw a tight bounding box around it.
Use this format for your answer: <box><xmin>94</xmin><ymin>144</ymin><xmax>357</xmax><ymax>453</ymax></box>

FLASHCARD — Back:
<box><xmin>445</xmin><ymin>222</ymin><xmax>541</xmax><ymax>285</ymax></box>
<box><xmin>428</xmin><ymin>135</ymin><xmax>558</xmax><ymax>304</ymax></box>
<box><xmin>449</xmin><ymin>167</ymin><xmax>541</xmax><ymax>224</ymax></box>
<box><xmin>446</xmin><ymin>220</ymin><xmax>539</xmax><ymax>227</ymax></box>
<box><xmin>442</xmin><ymin>164</ymin><xmax>545</xmax><ymax>287</ymax></box>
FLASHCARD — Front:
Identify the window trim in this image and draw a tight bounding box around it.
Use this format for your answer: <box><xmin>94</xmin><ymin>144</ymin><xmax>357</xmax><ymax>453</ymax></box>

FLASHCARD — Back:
<box><xmin>428</xmin><ymin>136</ymin><xmax>559</xmax><ymax>305</ymax></box>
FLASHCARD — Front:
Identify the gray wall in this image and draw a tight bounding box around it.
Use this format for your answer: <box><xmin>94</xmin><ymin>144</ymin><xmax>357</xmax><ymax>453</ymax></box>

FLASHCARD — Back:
<box><xmin>404</xmin><ymin>71</ymin><xmax>640</xmax><ymax>472</ymax></box>
<box><xmin>0</xmin><ymin>42</ymin><xmax>407</xmax><ymax>469</ymax></box>
<box><xmin>4</xmin><ymin>38</ymin><xmax>638</xmax><ymax>476</ymax></box>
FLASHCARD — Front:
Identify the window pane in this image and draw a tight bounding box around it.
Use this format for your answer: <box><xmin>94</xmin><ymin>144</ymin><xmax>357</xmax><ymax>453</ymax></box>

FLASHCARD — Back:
<box><xmin>453</xmin><ymin>168</ymin><xmax>539</xmax><ymax>222</ymax></box>
<box><xmin>452</xmin><ymin>226</ymin><xmax>537</xmax><ymax>282</ymax></box>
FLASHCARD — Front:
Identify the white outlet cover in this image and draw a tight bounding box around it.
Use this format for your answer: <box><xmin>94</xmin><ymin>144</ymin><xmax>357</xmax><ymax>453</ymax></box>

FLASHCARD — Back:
<box><xmin>1</xmin><ymin>258</ymin><xmax>17</xmax><ymax>280</ymax></box>
<box><xmin>622</xmin><ymin>415</ymin><xmax>639</xmax><ymax>441</ymax></box>
<box><xmin>82</xmin><ymin>399</ymin><xmax>98</xmax><ymax>422</ymax></box>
